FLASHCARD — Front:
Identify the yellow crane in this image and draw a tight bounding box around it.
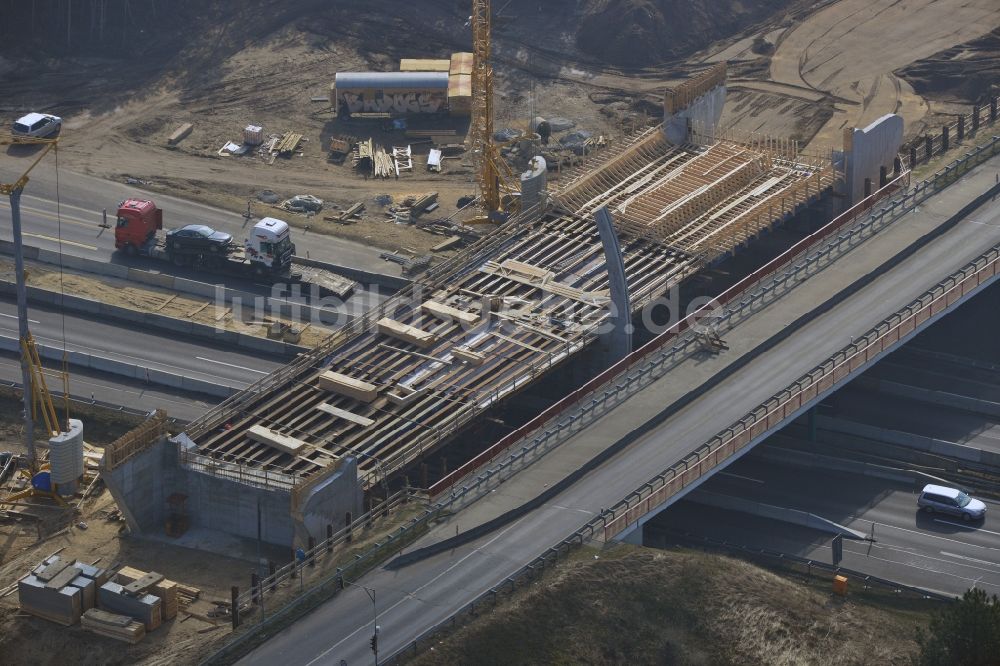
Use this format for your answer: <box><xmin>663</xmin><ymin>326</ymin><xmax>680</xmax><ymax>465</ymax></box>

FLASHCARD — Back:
<box><xmin>470</xmin><ymin>0</ymin><xmax>519</xmax><ymax>220</ymax></box>
<box><xmin>0</xmin><ymin>134</ymin><xmax>70</xmax><ymax>475</ymax></box>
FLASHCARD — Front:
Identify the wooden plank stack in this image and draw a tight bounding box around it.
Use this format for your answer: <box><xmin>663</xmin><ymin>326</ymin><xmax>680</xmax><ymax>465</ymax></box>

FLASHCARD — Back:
<box><xmin>82</xmin><ymin>608</ymin><xmax>146</xmax><ymax>644</ymax></box>
<box><xmin>273</xmin><ymin>132</ymin><xmax>303</xmax><ymax>156</ymax></box>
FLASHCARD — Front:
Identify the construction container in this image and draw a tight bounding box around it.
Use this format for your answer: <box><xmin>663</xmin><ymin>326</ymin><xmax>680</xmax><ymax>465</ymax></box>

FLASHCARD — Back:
<box><xmin>243</xmin><ymin>125</ymin><xmax>264</xmax><ymax>146</ymax></box>
<box><xmin>832</xmin><ymin>575</ymin><xmax>848</xmax><ymax>596</ymax></box>
<box><xmin>48</xmin><ymin>419</ymin><xmax>84</xmax><ymax>495</ymax></box>
<box><xmin>333</xmin><ymin>72</ymin><xmax>449</xmax><ymax>116</ymax></box>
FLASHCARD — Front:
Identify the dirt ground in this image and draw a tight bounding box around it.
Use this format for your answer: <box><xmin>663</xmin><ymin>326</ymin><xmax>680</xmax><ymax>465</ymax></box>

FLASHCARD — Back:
<box><xmin>1</xmin><ymin>2</ymin><xmax>996</xmax><ymax>663</ymax></box>
<box><xmin>2</xmin><ymin>1</ymin><xmax>996</xmax><ymax>260</ymax></box>
<box><xmin>0</xmin><ymin>391</ymin><xmax>427</xmax><ymax>665</ymax></box>
<box><xmin>0</xmin><ymin>257</ymin><xmax>337</xmax><ymax>348</ymax></box>
<box><xmin>408</xmin><ymin>544</ymin><xmax>936</xmax><ymax>665</ymax></box>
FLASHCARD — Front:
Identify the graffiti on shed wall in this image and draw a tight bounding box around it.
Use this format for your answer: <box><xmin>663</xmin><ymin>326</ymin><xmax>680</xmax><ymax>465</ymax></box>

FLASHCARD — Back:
<box><xmin>339</xmin><ymin>90</ymin><xmax>445</xmax><ymax>114</ymax></box>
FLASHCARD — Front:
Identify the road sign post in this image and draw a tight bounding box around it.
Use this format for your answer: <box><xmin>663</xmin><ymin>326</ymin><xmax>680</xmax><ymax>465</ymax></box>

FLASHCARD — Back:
<box><xmin>832</xmin><ymin>534</ymin><xmax>843</xmax><ymax>567</ymax></box>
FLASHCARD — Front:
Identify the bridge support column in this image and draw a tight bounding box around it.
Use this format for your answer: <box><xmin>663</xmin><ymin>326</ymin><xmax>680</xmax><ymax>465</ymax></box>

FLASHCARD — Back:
<box><xmin>594</xmin><ymin>207</ymin><xmax>632</xmax><ymax>365</ymax></box>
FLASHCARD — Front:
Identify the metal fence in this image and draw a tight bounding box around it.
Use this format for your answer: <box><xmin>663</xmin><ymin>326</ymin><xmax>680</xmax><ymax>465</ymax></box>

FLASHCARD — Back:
<box><xmin>905</xmin><ymin>95</ymin><xmax>999</xmax><ymax>168</ymax></box>
<box><xmin>178</xmin><ymin>446</ymin><xmax>301</xmax><ymax>492</ymax></box>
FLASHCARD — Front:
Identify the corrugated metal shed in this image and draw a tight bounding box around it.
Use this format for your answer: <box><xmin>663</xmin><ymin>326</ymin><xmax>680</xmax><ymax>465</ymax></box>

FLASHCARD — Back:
<box><xmin>400</xmin><ymin>59</ymin><xmax>451</xmax><ymax>72</ymax></box>
<box><xmin>335</xmin><ymin>72</ymin><xmax>449</xmax><ymax>90</ymax></box>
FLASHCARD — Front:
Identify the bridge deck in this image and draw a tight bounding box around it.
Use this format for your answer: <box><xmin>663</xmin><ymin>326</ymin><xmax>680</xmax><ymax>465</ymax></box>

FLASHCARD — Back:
<box><xmin>186</xmin><ymin>127</ymin><xmax>831</xmax><ymax>486</ymax></box>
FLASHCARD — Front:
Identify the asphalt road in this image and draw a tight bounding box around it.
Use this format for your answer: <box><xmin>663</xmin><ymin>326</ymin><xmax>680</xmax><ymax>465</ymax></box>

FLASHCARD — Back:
<box><xmin>0</xmin><ymin>296</ymin><xmax>284</xmax><ymax>389</ymax></box>
<box><xmin>0</xmin><ymin>158</ymin><xmax>399</xmax><ymax>275</ymax></box>
<box><xmin>824</xmin><ymin>388</ymin><xmax>1000</xmax><ymax>455</ymax></box>
<box><xmin>651</xmin><ymin>455</ymin><xmax>1000</xmax><ymax>597</ymax></box>
<box><xmin>0</xmin><ymin>161</ymin><xmax>398</xmax><ymax>321</ymax></box>
<box><xmin>0</xmin><ymin>352</ymin><xmax>216</xmax><ymax>422</ymax></box>
<box><xmin>239</xmin><ymin>157</ymin><xmax>1000</xmax><ymax>665</ymax></box>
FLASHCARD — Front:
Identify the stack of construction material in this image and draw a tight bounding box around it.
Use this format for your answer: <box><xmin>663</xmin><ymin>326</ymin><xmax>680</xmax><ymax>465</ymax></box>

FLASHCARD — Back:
<box><xmin>400</xmin><ymin>58</ymin><xmax>451</xmax><ymax>72</ymax></box>
<box><xmin>99</xmin><ymin>580</ymin><xmax>162</xmax><ymax>631</ymax></box>
<box><xmin>448</xmin><ymin>52</ymin><xmax>473</xmax><ymax>116</ymax></box>
<box><xmin>18</xmin><ymin>555</ymin><xmax>109</xmax><ymax>625</ymax></box>
<box><xmin>115</xmin><ymin>566</ymin><xmax>179</xmax><ymax>621</ymax></box>
<box><xmin>18</xmin><ymin>574</ymin><xmax>82</xmax><ymax>626</ymax></box>
<box><xmin>82</xmin><ymin>608</ymin><xmax>146</xmax><ymax>644</ymax></box>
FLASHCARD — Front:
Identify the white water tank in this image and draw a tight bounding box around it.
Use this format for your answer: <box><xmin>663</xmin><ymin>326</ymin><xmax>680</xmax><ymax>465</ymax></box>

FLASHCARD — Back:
<box><xmin>49</xmin><ymin>419</ymin><xmax>84</xmax><ymax>492</ymax></box>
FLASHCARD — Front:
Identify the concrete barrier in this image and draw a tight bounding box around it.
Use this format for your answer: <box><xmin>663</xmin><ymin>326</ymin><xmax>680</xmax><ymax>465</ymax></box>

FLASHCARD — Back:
<box><xmin>293</xmin><ymin>255</ymin><xmax>410</xmax><ymax>290</ymax></box>
<box><xmin>855</xmin><ymin>375</ymin><xmax>1000</xmax><ymax>419</ymax></box>
<box><xmin>0</xmin><ymin>279</ymin><xmax>309</xmax><ymax>357</ymax></box>
<box><xmin>0</xmin><ymin>242</ymin><xmax>360</xmax><ymax>329</ymax></box>
<box><xmin>687</xmin><ymin>490</ymin><xmax>868</xmax><ymax>539</ymax></box>
<box><xmin>815</xmin><ymin>416</ymin><xmax>1000</xmax><ymax>468</ymax></box>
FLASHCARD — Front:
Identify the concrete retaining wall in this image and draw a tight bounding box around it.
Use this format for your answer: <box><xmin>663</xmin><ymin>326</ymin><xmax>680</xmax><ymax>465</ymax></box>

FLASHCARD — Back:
<box><xmin>687</xmin><ymin>489</ymin><xmax>867</xmax><ymax>539</ymax></box>
<box><xmin>0</xmin><ymin>280</ymin><xmax>308</xmax><ymax>358</ymax></box>
<box><xmin>0</xmin><ymin>241</ymin><xmax>356</xmax><ymax>327</ymax></box>
<box><xmin>102</xmin><ymin>435</ymin><xmax>295</xmax><ymax>547</ymax></box>
<box><xmin>855</xmin><ymin>375</ymin><xmax>1000</xmax><ymax>419</ymax></box>
<box><xmin>814</xmin><ymin>415</ymin><xmax>1000</xmax><ymax>468</ymax></box>
<box><xmin>101</xmin><ymin>436</ymin><xmax>178</xmax><ymax>536</ymax></box>
<box><xmin>291</xmin><ymin>457</ymin><xmax>364</xmax><ymax>547</ymax></box>
<box><xmin>0</xmin><ymin>334</ymin><xmax>237</xmax><ymax>398</ymax></box>
<box><xmin>293</xmin><ymin>255</ymin><xmax>409</xmax><ymax>291</ymax></box>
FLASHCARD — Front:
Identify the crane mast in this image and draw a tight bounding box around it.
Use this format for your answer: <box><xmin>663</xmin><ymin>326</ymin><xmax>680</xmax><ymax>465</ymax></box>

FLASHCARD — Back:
<box><xmin>470</xmin><ymin>0</ymin><xmax>516</xmax><ymax>218</ymax></box>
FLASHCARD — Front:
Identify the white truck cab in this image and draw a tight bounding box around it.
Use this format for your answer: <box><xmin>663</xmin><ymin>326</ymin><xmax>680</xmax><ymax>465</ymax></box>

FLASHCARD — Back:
<box><xmin>245</xmin><ymin>217</ymin><xmax>295</xmax><ymax>271</ymax></box>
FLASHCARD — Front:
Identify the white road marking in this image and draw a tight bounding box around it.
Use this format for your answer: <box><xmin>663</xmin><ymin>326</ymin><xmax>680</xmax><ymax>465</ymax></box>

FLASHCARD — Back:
<box><xmin>0</xmin><ymin>313</ymin><xmax>40</xmax><ymax>324</ymax></box>
<box><xmin>195</xmin><ymin>356</ymin><xmax>268</xmax><ymax>374</ymax></box>
<box><xmin>933</xmin><ymin>518</ymin><xmax>1000</xmax><ymax>536</ymax></box>
<box><xmin>303</xmin><ymin>523</ymin><xmax>520</xmax><ymax>666</ymax></box>
<box><xmin>940</xmin><ymin>551</ymin><xmax>1000</xmax><ymax>568</ymax></box>
<box><xmin>718</xmin><ymin>472</ymin><xmax>764</xmax><ymax>484</ymax></box>
<box><xmin>850</xmin><ymin>521</ymin><xmax>1000</xmax><ymax>551</ymax></box>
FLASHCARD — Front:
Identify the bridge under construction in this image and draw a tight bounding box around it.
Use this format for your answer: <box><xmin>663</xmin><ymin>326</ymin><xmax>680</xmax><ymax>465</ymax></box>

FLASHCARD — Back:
<box><xmin>101</xmin><ymin>64</ymin><xmax>871</xmax><ymax>548</ymax></box>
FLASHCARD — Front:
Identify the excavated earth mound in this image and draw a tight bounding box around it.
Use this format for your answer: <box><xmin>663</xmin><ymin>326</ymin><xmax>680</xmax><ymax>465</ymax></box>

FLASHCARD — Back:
<box><xmin>576</xmin><ymin>0</ymin><xmax>793</xmax><ymax>67</ymax></box>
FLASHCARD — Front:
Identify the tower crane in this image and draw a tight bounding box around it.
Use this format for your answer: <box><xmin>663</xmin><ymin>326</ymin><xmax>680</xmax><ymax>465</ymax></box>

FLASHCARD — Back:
<box><xmin>470</xmin><ymin>0</ymin><xmax>519</xmax><ymax>220</ymax></box>
<box><xmin>0</xmin><ymin>134</ymin><xmax>70</xmax><ymax>474</ymax></box>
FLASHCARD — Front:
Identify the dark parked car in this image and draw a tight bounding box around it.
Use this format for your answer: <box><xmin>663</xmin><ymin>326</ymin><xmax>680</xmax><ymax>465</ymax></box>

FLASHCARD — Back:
<box><xmin>165</xmin><ymin>224</ymin><xmax>233</xmax><ymax>253</ymax></box>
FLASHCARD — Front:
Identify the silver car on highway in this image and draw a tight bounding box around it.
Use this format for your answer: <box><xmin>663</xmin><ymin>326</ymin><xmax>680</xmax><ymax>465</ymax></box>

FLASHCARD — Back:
<box><xmin>918</xmin><ymin>483</ymin><xmax>986</xmax><ymax>522</ymax></box>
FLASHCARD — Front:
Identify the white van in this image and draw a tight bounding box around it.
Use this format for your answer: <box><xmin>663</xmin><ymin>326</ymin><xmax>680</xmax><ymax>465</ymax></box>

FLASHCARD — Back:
<box><xmin>12</xmin><ymin>113</ymin><xmax>62</xmax><ymax>141</ymax></box>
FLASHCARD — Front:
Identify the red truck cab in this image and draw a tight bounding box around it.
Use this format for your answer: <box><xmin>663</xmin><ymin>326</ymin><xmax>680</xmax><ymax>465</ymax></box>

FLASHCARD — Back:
<box><xmin>114</xmin><ymin>198</ymin><xmax>162</xmax><ymax>252</ymax></box>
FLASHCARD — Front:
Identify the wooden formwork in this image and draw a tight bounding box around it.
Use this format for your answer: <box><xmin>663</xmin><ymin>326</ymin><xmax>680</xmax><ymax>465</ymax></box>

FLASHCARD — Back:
<box><xmin>186</xmin><ymin>122</ymin><xmax>834</xmax><ymax>489</ymax></box>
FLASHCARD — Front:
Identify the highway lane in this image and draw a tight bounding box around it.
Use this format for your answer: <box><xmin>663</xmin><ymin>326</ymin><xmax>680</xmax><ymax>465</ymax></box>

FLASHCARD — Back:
<box><xmin>0</xmin><ymin>158</ymin><xmax>400</xmax><ymax>276</ymax></box>
<box><xmin>651</xmin><ymin>456</ymin><xmax>1000</xmax><ymax>596</ymax></box>
<box><xmin>0</xmin><ymin>297</ymin><xmax>285</xmax><ymax>389</ymax></box>
<box><xmin>823</xmin><ymin>389</ymin><xmax>1000</xmax><ymax>455</ymax></box>
<box><xmin>868</xmin><ymin>354</ymin><xmax>1000</xmax><ymax>404</ymax></box>
<box><xmin>0</xmin><ymin>352</ymin><xmax>216</xmax><ymax>422</ymax></box>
